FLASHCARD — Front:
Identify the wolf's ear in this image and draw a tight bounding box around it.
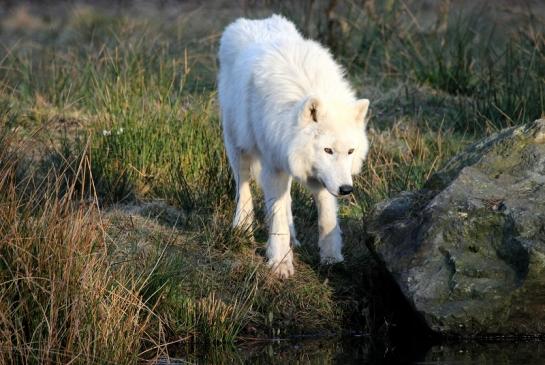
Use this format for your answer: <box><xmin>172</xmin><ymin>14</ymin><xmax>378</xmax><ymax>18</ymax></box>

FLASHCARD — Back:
<box><xmin>299</xmin><ymin>96</ymin><xmax>321</xmax><ymax>125</ymax></box>
<box><xmin>355</xmin><ymin>99</ymin><xmax>370</xmax><ymax>127</ymax></box>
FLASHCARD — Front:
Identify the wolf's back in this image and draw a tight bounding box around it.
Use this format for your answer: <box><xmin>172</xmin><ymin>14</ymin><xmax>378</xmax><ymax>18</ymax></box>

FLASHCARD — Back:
<box><xmin>218</xmin><ymin>15</ymin><xmax>301</xmax><ymax>71</ymax></box>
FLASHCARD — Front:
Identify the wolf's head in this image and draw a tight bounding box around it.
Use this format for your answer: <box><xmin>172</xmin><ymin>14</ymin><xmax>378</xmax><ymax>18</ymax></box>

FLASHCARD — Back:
<box><xmin>288</xmin><ymin>96</ymin><xmax>370</xmax><ymax>196</ymax></box>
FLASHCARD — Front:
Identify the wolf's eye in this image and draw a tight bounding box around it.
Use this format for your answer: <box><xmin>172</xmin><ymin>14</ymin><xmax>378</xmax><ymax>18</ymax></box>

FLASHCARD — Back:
<box><xmin>324</xmin><ymin>148</ymin><xmax>333</xmax><ymax>154</ymax></box>
<box><xmin>348</xmin><ymin>148</ymin><xmax>355</xmax><ymax>155</ymax></box>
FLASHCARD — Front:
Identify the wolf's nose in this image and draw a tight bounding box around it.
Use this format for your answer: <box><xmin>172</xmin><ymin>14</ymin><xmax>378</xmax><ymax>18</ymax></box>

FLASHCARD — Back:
<box><xmin>339</xmin><ymin>185</ymin><xmax>353</xmax><ymax>195</ymax></box>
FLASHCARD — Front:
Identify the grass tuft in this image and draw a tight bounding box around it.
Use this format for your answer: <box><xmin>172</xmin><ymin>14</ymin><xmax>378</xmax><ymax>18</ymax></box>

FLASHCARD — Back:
<box><xmin>0</xmin><ymin>135</ymin><xmax>162</xmax><ymax>363</ymax></box>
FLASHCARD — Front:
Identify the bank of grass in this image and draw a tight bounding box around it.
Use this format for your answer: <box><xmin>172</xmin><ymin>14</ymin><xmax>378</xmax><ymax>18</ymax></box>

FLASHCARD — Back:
<box><xmin>0</xmin><ymin>133</ymin><xmax>340</xmax><ymax>363</ymax></box>
<box><xmin>0</xmin><ymin>0</ymin><xmax>544</xmax><ymax>362</ymax></box>
<box><xmin>0</xmin><ymin>136</ymin><xmax>157</xmax><ymax>363</ymax></box>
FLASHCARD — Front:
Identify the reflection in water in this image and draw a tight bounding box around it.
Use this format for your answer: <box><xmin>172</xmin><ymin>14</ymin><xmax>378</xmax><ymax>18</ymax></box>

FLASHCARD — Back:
<box><xmin>415</xmin><ymin>341</ymin><xmax>545</xmax><ymax>365</ymax></box>
<box><xmin>165</xmin><ymin>337</ymin><xmax>545</xmax><ymax>364</ymax></box>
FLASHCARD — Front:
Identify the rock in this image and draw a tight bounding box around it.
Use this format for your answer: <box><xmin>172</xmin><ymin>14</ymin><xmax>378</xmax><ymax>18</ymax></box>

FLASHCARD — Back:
<box><xmin>367</xmin><ymin>119</ymin><xmax>545</xmax><ymax>336</ymax></box>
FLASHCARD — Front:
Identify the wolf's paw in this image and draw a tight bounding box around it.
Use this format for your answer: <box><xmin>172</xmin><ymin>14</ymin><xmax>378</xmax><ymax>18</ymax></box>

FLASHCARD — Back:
<box><xmin>320</xmin><ymin>253</ymin><xmax>344</xmax><ymax>265</ymax></box>
<box><xmin>319</xmin><ymin>235</ymin><xmax>343</xmax><ymax>265</ymax></box>
<box><xmin>268</xmin><ymin>258</ymin><xmax>294</xmax><ymax>279</ymax></box>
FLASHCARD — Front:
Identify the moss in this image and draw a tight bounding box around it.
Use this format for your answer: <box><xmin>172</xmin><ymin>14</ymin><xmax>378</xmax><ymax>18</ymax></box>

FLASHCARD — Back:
<box><xmin>476</xmin><ymin>135</ymin><xmax>530</xmax><ymax>179</ymax></box>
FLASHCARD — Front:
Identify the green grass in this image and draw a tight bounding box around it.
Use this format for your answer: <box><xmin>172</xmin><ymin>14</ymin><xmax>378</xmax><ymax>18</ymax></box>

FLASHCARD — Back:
<box><xmin>0</xmin><ymin>0</ymin><xmax>543</xmax><ymax>362</ymax></box>
<box><xmin>0</xmin><ymin>139</ymin><xmax>154</xmax><ymax>363</ymax></box>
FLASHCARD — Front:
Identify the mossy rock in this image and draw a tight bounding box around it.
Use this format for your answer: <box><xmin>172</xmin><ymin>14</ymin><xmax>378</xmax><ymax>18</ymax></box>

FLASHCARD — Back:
<box><xmin>367</xmin><ymin>119</ymin><xmax>545</xmax><ymax>336</ymax></box>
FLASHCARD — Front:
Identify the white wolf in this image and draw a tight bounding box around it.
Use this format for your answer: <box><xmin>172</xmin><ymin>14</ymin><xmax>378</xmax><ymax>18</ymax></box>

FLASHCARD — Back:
<box><xmin>218</xmin><ymin>15</ymin><xmax>370</xmax><ymax>278</ymax></box>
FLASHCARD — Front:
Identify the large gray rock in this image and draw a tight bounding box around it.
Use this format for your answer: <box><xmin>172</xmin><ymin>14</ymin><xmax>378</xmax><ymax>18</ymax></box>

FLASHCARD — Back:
<box><xmin>367</xmin><ymin>119</ymin><xmax>545</xmax><ymax>336</ymax></box>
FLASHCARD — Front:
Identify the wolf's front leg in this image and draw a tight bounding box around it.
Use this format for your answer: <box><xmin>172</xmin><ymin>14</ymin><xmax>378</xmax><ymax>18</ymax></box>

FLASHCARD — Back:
<box><xmin>262</xmin><ymin>169</ymin><xmax>294</xmax><ymax>278</ymax></box>
<box><xmin>313</xmin><ymin>188</ymin><xmax>343</xmax><ymax>264</ymax></box>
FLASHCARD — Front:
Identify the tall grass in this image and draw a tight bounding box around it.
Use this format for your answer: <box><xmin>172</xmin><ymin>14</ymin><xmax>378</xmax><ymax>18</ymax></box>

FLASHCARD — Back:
<box><xmin>88</xmin><ymin>93</ymin><xmax>232</xmax><ymax>210</ymax></box>
<box><xmin>398</xmin><ymin>12</ymin><xmax>545</xmax><ymax>131</ymax></box>
<box><xmin>0</xmin><ymin>12</ymin><xmax>230</xmax><ymax>209</ymax></box>
<box><xmin>0</xmin><ymin>134</ymin><xmax>162</xmax><ymax>363</ymax></box>
<box><xmin>0</xmin><ymin>133</ymin><xmax>271</xmax><ymax>362</ymax></box>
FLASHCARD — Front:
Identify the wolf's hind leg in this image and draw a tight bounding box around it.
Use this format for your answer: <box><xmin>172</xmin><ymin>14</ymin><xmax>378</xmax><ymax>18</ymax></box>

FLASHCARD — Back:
<box><xmin>232</xmin><ymin>151</ymin><xmax>255</xmax><ymax>231</ymax></box>
<box><xmin>224</xmin><ymin>128</ymin><xmax>254</xmax><ymax>231</ymax></box>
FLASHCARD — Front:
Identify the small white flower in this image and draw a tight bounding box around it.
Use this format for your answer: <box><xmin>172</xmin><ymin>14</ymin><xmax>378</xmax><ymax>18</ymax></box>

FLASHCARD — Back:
<box><xmin>117</xmin><ymin>128</ymin><xmax>124</xmax><ymax>135</ymax></box>
<box><xmin>102</xmin><ymin>130</ymin><xmax>111</xmax><ymax>136</ymax></box>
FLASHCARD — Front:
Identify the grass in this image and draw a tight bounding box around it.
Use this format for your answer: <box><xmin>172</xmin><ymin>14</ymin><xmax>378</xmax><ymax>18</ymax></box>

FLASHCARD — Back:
<box><xmin>0</xmin><ymin>136</ymin><xmax>157</xmax><ymax>363</ymax></box>
<box><xmin>0</xmin><ymin>0</ymin><xmax>543</xmax><ymax>362</ymax></box>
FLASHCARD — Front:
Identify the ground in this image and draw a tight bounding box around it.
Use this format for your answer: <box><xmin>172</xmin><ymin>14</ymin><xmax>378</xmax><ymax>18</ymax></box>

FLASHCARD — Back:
<box><xmin>0</xmin><ymin>0</ymin><xmax>543</xmax><ymax>363</ymax></box>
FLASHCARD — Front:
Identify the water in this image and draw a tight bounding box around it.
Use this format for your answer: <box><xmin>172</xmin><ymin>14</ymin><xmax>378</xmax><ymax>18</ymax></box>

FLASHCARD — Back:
<box><xmin>166</xmin><ymin>337</ymin><xmax>545</xmax><ymax>364</ymax></box>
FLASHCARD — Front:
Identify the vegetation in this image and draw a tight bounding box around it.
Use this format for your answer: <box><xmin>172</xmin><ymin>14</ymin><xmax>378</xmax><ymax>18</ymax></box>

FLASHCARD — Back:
<box><xmin>0</xmin><ymin>0</ymin><xmax>543</xmax><ymax>362</ymax></box>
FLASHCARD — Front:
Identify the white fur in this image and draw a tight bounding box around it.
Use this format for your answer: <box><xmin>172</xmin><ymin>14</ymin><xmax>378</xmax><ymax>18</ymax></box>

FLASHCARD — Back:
<box><xmin>218</xmin><ymin>15</ymin><xmax>370</xmax><ymax>278</ymax></box>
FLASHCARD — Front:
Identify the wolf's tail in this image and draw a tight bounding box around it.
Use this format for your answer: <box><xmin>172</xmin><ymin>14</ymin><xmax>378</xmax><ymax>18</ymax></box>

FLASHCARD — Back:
<box><xmin>218</xmin><ymin>14</ymin><xmax>300</xmax><ymax>71</ymax></box>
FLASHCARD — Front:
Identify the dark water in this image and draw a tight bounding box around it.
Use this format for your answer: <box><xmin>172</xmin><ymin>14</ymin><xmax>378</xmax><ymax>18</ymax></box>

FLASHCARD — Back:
<box><xmin>165</xmin><ymin>337</ymin><xmax>545</xmax><ymax>364</ymax></box>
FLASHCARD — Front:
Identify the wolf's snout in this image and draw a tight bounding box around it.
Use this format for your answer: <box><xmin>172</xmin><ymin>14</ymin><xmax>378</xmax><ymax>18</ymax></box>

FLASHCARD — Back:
<box><xmin>338</xmin><ymin>185</ymin><xmax>353</xmax><ymax>195</ymax></box>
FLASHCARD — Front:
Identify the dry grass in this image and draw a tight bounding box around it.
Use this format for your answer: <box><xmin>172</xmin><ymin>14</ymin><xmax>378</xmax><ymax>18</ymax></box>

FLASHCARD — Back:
<box><xmin>0</xmin><ymin>135</ymin><xmax>164</xmax><ymax>363</ymax></box>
